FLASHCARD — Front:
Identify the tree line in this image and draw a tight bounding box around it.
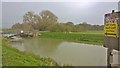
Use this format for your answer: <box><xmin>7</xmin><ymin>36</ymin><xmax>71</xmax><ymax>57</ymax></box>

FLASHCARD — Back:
<box><xmin>12</xmin><ymin>10</ymin><xmax>103</xmax><ymax>33</ymax></box>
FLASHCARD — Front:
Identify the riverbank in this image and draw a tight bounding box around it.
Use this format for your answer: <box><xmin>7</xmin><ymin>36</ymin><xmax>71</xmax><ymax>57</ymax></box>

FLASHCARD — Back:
<box><xmin>2</xmin><ymin>40</ymin><xmax>58</xmax><ymax>66</ymax></box>
<box><xmin>39</xmin><ymin>31</ymin><xmax>104</xmax><ymax>45</ymax></box>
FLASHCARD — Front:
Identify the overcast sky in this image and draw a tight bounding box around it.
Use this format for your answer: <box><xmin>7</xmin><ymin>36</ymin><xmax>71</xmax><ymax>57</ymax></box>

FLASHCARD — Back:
<box><xmin>2</xmin><ymin>2</ymin><xmax>118</xmax><ymax>28</ymax></box>
<box><xmin>0</xmin><ymin>2</ymin><xmax>1</xmax><ymax>28</ymax></box>
<box><xmin>1</xmin><ymin>0</ymin><xmax>120</xmax><ymax>2</ymax></box>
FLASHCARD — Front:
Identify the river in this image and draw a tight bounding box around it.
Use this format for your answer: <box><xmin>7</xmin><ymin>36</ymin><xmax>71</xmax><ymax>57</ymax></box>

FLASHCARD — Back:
<box><xmin>9</xmin><ymin>38</ymin><xmax>107</xmax><ymax>66</ymax></box>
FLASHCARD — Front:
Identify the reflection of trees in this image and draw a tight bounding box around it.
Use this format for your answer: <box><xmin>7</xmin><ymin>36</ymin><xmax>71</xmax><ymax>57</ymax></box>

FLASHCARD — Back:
<box><xmin>23</xmin><ymin>38</ymin><xmax>62</xmax><ymax>55</ymax></box>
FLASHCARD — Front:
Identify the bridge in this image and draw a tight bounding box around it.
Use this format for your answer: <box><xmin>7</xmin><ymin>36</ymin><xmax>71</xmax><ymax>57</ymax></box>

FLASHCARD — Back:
<box><xmin>2</xmin><ymin>32</ymin><xmax>36</xmax><ymax>38</ymax></box>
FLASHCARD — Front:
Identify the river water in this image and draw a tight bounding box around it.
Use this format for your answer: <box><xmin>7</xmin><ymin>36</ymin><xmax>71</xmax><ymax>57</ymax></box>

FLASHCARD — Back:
<box><xmin>9</xmin><ymin>38</ymin><xmax>107</xmax><ymax>66</ymax></box>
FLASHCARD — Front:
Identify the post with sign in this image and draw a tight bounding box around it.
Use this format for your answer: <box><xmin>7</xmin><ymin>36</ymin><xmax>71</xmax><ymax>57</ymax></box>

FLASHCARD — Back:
<box><xmin>104</xmin><ymin>10</ymin><xmax>120</xmax><ymax>67</ymax></box>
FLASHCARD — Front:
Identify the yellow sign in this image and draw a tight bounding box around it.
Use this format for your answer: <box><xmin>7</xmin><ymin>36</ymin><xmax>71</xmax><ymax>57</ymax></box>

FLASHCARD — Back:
<box><xmin>104</xmin><ymin>22</ymin><xmax>118</xmax><ymax>37</ymax></box>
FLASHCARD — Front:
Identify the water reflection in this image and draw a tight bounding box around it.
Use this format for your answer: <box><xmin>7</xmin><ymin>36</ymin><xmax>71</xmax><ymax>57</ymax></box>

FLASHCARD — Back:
<box><xmin>9</xmin><ymin>38</ymin><xmax>107</xmax><ymax>66</ymax></box>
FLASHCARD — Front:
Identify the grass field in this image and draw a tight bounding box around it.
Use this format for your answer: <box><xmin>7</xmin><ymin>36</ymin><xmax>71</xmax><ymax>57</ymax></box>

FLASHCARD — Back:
<box><xmin>40</xmin><ymin>31</ymin><xmax>104</xmax><ymax>45</ymax></box>
<box><xmin>0</xmin><ymin>39</ymin><xmax>2</xmax><ymax>67</ymax></box>
<box><xmin>2</xmin><ymin>40</ymin><xmax>58</xmax><ymax>66</ymax></box>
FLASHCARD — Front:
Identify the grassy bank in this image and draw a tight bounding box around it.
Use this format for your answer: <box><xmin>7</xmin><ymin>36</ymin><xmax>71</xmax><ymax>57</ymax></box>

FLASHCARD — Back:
<box><xmin>40</xmin><ymin>31</ymin><xmax>104</xmax><ymax>45</ymax></box>
<box><xmin>0</xmin><ymin>40</ymin><xmax>2</xmax><ymax>67</ymax></box>
<box><xmin>2</xmin><ymin>40</ymin><xmax>58</xmax><ymax>66</ymax></box>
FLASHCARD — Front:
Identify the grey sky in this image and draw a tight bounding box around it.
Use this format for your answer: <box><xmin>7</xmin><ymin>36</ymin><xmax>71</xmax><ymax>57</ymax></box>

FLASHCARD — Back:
<box><xmin>0</xmin><ymin>2</ymin><xmax>1</xmax><ymax>28</ymax></box>
<box><xmin>1</xmin><ymin>0</ymin><xmax>119</xmax><ymax>2</ymax></box>
<box><xmin>2</xmin><ymin>2</ymin><xmax>118</xmax><ymax>28</ymax></box>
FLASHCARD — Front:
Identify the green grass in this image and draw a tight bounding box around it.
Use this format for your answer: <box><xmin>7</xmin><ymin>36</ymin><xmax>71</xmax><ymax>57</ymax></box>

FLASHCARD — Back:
<box><xmin>39</xmin><ymin>31</ymin><xmax>104</xmax><ymax>45</ymax></box>
<box><xmin>72</xmin><ymin>31</ymin><xmax>103</xmax><ymax>35</ymax></box>
<box><xmin>0</xmin><ymin>39</ymin><xmax>2</xmax><ymax>67</ymax></box>
<box><xmin>2</xmin><ymin>40</ymin><xmax>58</xmax><ymax>66</ymax></box>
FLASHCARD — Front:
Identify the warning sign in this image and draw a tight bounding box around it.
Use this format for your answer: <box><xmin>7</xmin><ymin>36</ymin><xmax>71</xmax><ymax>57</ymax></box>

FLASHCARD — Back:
<box><xmin>104</xmin><ymin>13</ymin><xmax>119</xmax><ymax>38</ymax></box>
<box><xmin>104</xmin><ymin>11</ymin><xmax>120</xmax><ymax>51</ymax></box>
<box><xmin>104</xmin><ymin>22</ymin><xmax>118</xmax><ymax>37</ymax></box>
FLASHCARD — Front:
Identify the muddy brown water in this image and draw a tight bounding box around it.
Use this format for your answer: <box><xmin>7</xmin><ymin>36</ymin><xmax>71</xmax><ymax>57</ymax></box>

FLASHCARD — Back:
<box><xmin>9</xmin><ymin>38</ymin><xmax>107</xmax><ymax>66</ymax></box>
